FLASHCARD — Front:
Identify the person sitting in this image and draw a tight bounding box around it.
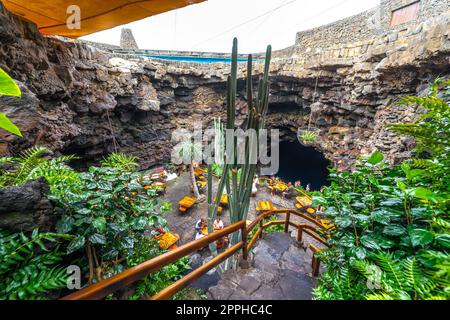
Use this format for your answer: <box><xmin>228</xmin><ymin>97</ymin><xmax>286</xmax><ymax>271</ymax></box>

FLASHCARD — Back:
<box><xmin>283</xmin><ymin>182</ymin><xmax>297</xmax><ymax>199</ymax></box>
<box><xmin>195</xmin><ymin>230</ymin><xmax>206</xmax><ymax>240</ymax></box>
<box><xmin>213</xmin><ymin>216</ymin><xmax>224</xmax><ymax>230</ymax></box>
<box><xmin>195</xmin><ymin>218</ymin><xmax>206</xmax><ymax>233</ymax></box>
<box><xmin>251</xmin><ymin>176</ymin><xmax>258</xmax><ymax>197</ymax></box>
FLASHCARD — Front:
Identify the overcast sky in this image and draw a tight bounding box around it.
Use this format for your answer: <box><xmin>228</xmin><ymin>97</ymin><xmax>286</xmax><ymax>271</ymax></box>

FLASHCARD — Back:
<box><xmin>81</xmin><ymin>0</ymin><xmax>381</xmax><ymax>54</ymax></box>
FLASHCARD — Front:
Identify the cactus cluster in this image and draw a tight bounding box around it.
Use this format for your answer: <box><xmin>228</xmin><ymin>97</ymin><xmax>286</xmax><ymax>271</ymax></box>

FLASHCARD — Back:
<box><xmin>207</xmin><ymin>38</ymin><xmax>272</xmax><ymax>253</ymax></box>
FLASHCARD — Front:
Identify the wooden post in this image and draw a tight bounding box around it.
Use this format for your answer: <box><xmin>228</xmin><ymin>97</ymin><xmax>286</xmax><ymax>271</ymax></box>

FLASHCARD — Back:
<box><xmin>242</xmin><ymin>224</ymin><xmax>248</xmax><ymax>260</ymax></box>
<box><xmin>259</xmin><ymin>220</ymin><xmax>264</xmax><ymax>239</ymax></box>
<box><xmin>284</xmin><ymin>212</ymin><xmax>290</xmax><ymax>233</ymax></box>
<box><xmin>297</xmin><ymin>226</ymin><xmax>303</xmax><ymax>243</ymax></box>
<box><xmin>312</xmin><ymin>256</ymin><xmax>320</xmax><ymax>277</ymax></box>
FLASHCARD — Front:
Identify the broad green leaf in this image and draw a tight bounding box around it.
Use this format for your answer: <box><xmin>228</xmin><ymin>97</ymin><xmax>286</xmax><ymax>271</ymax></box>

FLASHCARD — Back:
<box><xmin>335</xmin><ymin>216</ymin><xmax>353</xmax><ymax>228</ymax></box>
<box><xmin>339</xmin><ymin>234</ymin><xmax>356</xmax><ymax>248</ymax></box>
<box><xmin>367</xmin><ymin>150</ymin><xmax>384</xmax><ymax>165</ymax></box>
<box><xmin>56</xmin><ymin>215</ymin><xmax>74</xmax><ymax>233</ymax></box>
<box><xmin>435</xmin><ymin>234</ymin><xmax>450</xmax><ymax>248</ymax></box>
<box><xmin>351</xmin><ymin>246</ymin><xmax>367</xmax><ymax>259</ymax></box>
<box><xmin>413</xmin><ymin>187</ymin><xmax>436</xmax><ymax>202</ymax></box>
<box><xmin>408</xmin><ymin>228</ymin><xmax>434</xmax><ymax>247</ymax></box>
<box><xmin>360</xmin><ymin>235</ymin><xmax>381</xmax><ymax>250</ymax></box>
<box><xmin>383</xmin><ymin>225</ymin><xmax>406</xmax><ymax>236</ymax></box>
<box><xmin>92</xmin><ymin>217</ymin><xmax>107</xmax><ymax>233</ymax></box>
<box><xmin>0</xmin><ymin>112</ymin><xmax>22</xmax><ymax>137</ymax></box>
<box><xmin>0</xmin><ymin>68</ymin><xmax>21</xmax><ymax>97</ymax></box>
<box><xmin>89</xmin><ymin>233</ymin><xmax>106</xmax><ymax>245</ymax></box>
<box><xmin>66</xmin><ymin>236</ymin><xmax>85</xmax><ymax>254</ymax></box>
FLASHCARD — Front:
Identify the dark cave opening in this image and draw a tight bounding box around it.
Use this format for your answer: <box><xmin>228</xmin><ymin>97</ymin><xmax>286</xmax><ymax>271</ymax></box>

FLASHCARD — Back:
<box><xmin>274</xmin><ymin>140</ymin><xmax>331</xmax><ymax>191</ymax></box>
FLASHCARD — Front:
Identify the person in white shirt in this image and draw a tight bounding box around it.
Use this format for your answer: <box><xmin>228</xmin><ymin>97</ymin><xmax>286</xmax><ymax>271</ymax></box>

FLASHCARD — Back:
<box><xmin>213</xmin><ymin>217</ymin><xmax>224</xmax><ymax>230</ymax></box>
<box><xmin>195</xmin><ymin>231</ymin><xmax>205</xmax><ymax>240</ymax></box>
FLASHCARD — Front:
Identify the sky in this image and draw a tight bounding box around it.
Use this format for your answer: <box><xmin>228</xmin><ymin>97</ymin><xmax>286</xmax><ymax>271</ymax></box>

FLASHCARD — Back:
<box><xmin>81</xmin><ymin>0</ymin><xmax>381</xmax><ymax>54</ymax></box>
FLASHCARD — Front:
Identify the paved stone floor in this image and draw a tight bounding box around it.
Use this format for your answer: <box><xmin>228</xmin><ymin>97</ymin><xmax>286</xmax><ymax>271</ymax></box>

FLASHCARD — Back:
<box><xmin>207</xmin><ymin>233</ymin><xmax>315</xmax><ymax>300</ymax></box>
<box><xmin>161</xmin><ymin>171</ymin><xmax>296</xmax><ymax>245</ymax></box>
<box><xmin>160</xmin><ymin>171</ymin><xmax>325</xmax><ymax>299</ymax></box>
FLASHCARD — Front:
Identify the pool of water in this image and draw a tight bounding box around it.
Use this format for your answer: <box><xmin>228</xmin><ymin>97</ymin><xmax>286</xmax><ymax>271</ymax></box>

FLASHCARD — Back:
<box><xmin>275</xmin><ymin>141</ymin><xmax>330</xmax><ymax>191</ymax></box>
<box><xmin>137</xmin><ymin>54</ymin><xmax>250</xmax><ymax>63</ymax></box>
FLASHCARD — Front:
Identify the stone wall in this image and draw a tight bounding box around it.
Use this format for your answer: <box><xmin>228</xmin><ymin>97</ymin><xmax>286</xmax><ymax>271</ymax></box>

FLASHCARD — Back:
<box><xmin>294</xmin><ymin>0</ymin><xmax>449</xmax><ymax>54</ymax></box>
<box><xmin>120</xmin><ymin>28</ymin><xmax>139</xmax><ymax>49</ymax></box>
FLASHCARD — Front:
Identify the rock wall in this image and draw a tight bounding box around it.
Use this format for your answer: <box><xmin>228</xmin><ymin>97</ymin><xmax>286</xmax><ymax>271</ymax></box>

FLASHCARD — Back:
<box><xmin>120</xmin><ymin>28</ymin><xmax>139</xmax><ymax>49</ymax></box>
<box><xmin>294</xmin><ymin>0</ymin><xmax>449</xmax><ymax>54</ymax></box>
<box><xmin>0</xmin><ymin>3</ymin><xmax>449</xmax><ymax>172</ymax></box>
<box><xmin>0</xmin><ymin>178</ymin><xmax>57</xmax><ymax>232</ymax></box>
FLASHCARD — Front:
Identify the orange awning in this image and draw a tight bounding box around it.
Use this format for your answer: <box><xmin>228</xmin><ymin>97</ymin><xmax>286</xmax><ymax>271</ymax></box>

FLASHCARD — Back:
<box><xmin>1</xmin><ymin>0</ymin><xmax>206</xmax><ymax>38</ymax></box>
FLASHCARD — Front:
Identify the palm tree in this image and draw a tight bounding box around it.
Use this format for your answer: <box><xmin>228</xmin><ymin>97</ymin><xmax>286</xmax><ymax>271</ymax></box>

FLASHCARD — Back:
<box><xmin>174</xmin><ymin>140</ymin><xmax>205</xmax><ymax>202</ymax></box>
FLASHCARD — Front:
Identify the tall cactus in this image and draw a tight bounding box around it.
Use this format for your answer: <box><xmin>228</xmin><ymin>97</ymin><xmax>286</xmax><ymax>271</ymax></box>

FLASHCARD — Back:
<box><xmin>207</xmin><ymin>38</ymin><xmax>272</xmax><ymax>264</ymax></box>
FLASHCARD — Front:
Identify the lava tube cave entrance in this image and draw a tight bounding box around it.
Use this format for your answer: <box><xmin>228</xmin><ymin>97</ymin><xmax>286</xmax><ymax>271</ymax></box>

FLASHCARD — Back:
<box><xmin>274</xmin><ymin>140</ymin><xmax>331</xmax><ymax>191</ymax></box>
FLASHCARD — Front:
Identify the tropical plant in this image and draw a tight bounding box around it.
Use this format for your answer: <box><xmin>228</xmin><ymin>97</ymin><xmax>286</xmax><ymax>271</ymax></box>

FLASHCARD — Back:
<box><xmin>52</xmin><ymin>166</ymin><xmax>167</xmax><ymax>284</ymax></box>
<box><xmin>128</xmin><ymin>255</ymin><xmax>190</xmax><ymax>300</ymax></box>
<box><xmin>100</xmin><ymin>152</ymin><xmax>138</xmax><ymax>171</ymax></box>
<box><xmin>312</xmin><ymin>79</ymin><xmax>450</xmax><ymax>300</ymax></box>
<box><xmin>173</xmin><ymin>140</ymin><xmax>204</xmax><ymax>201</ymax></box>
<box><xmin>0</xmin><ymin>67</ymin><xmax>22</xmax><ymax>137</ymax></box>
<box><xmin>299</xmin><ymin>130</ymin><xmax>319</xmax><ymax>144</ymax></box>
<box><xmin>0</xmin><ymin>229</ymin><xmax>72</xmax><ymax>300</ymax></box>
<box><xmin>207</xmin><ymin>39</ymin><xmax>272</xmax><ymax>267</ymax></box>
<box><xmin>0</xmin><ymin>146</ymin><xmax>79</xmax><ymax>196</ymax></box>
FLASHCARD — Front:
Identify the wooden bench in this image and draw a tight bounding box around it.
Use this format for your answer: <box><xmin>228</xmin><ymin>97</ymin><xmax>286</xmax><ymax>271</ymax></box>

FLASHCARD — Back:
<box><xmin>178</xmin><ymin>196</ymin><xmax>197</xmax><ymax>214</ymax></box>
<box><xmin>256</xmin><ymin>201</ymin><xmax>276</xmax><ymax>214</ymax></box>
<box><xmin>155</xmin><ymin>232</ymin><xmax>180</xmax><ymax>251</ymax></box>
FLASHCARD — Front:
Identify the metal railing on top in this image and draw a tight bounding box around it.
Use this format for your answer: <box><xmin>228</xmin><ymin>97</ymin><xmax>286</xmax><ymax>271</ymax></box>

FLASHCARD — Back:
<box><xmin>61</xmin><ymin>207</ymin><xmax>329</xmax><ymax>300</ymax></box>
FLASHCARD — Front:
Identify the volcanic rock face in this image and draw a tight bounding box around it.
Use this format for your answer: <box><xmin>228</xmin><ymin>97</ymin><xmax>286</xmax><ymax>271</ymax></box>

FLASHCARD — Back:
<box><xmin>0</xmin><ymin>4</ymin><xmax>449</xmax><ymax>171</ymax></box>
<box><xmin>0</xmin><ymin>178</ymin><xmax>57</xmax><ymax>232</ymax></box>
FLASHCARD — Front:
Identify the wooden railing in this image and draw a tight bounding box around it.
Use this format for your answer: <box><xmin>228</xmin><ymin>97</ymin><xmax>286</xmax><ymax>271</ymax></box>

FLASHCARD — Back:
<box><xmin>61</xmin><ymin>221</ymin><xmax>246</xmax><ymax>300</ymax></box>
<box><xmin>61</xmin><ymin>207</ymin><xmax>329</xmax><ymax>300</ymax></box>
<box><xmin>244</xmin><ymin>208</ymin><xmax>330</xmax><ymax>262</ymax></box>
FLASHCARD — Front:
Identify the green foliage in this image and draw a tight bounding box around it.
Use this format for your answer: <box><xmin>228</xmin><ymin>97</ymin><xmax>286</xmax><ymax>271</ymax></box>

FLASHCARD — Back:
<box><xmin>173</xmin><ymin>141</ymin><xmax>203</xmax><ymax>165</ymax></box>
<box><xmin>0</xmin><ymin>146</ymin><xmax>79</xmax><ymax>196</ymax></box>
<box><xmin>0</xmin><ymin>229</ymin><xmax>72</xmax><ymax>300</ymax></box>
<box><xmin>313</xmin><ymin>79</ymin><xmax>450</xmax><ymax>300</ymax></box>
<box><xmin>128</xmin><ymin>256</ymin><xmax>190</xmax><ymax>300</ymax></box>
<box><xmin>52</xmin><ymin>166</ymin><xmax>168</xmax><ymax>282</ymax></box>
<box><xmin>0</xmin><ymin>67</ymin><xmax>22</xmax><ymax>137</ymax></box>
<box><xmin>299</xmin><ymin>130</ymin><xmax>319</xmax><ymax>144</ymax></box>
<box><xmin>100</xmin><ymin>152</ymin><xmax>138</xmax><ymax>171</ymax></box>
<box><xmin>207</xmin><ymin>39</ymin><xmax>272</xmax><ymax>256</ymax></box>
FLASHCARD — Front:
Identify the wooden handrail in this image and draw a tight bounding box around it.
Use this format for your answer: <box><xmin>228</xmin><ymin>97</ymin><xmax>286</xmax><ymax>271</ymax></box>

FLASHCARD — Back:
<box><xmin>61</xmin><ymin>221</ymin><xmax>246</xmax><ymax>300</ymax></box>
<box><xmin>245</xmin><ymin>208</ymin><xmax>330</xmax><ymax>269</ymax></box>
<box><xmin>150</xmin><ymin>242</ymin><xmax>244</xmax><ymax>300</ymax></box>
<box><xmin>61</xmin><ymin>207</ymin><xmax>331</xmax><ymax>300</ymax></box>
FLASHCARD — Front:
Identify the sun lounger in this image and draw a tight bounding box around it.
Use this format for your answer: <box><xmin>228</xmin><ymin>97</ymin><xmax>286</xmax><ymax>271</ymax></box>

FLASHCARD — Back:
<box><xmin>178</xmin><ymin>196</ymin><xmax>197</xmax><ymax>213</ymax></box>
<box><xmin>155</xmin><ymin>232</ymin><xmax>180</xmax><ymax>251</ymax></box>
<box><xmin>256</xmin><ymin>201</ymin><xmax>275</xmax><ymax>214</ymax></box>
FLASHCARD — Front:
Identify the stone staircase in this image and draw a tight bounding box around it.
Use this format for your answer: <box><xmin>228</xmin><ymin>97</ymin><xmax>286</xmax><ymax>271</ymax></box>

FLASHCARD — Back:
<box><xmin>207</xmin><ymin>233</ymin><xmax>316</xmax><ymax>300</ymax></box>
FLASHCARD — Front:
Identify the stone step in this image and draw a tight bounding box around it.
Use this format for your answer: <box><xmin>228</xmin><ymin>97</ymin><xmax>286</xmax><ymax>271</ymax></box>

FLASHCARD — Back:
<box><xmin>207</xmin><ymin>233</ymin><xmax>316</xmax><ymax>300</ymax></box>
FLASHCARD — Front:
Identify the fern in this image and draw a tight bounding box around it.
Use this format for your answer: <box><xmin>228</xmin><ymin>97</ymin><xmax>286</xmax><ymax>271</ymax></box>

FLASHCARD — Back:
<box><xmin>0</xmin><ymin>146</ymin><xmax>79</xmax><ymax>195</ymax></box>
<box><xmin>0</xmin><ymin>229</ymin><xmax>72</xmax><ymax>300</ymax></box>
<box><xmin>101</xmin><ymin>152</ymin><xmax>138</xmax><ymax>171</ymax></box>
<box><xmin>373</xmin><ymin>252</ymin><xmax>406</xmax><ymax>291</ymax></box>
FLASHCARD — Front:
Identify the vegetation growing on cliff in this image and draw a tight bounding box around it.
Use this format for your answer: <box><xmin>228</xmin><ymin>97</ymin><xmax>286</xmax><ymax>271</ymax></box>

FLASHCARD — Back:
<box><xmin>0</xmin><ymin>68</ymin><xmax>22</xmax><ymax>137</ymax></box>
<box><xmin>313</xmin><ymin>79</ymin><xmax>450</xmax><ymax>300</ymax></box>
<box><xmin>0</xmin><ymin>151</ymin><xmax>184</xmax><ymax>299</ymax></box>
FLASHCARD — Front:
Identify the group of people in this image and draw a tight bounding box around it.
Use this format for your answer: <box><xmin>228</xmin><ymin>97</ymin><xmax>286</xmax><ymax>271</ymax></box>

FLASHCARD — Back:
<box><xmin>194</xmin><ymin>216</ymin><xmax>224</xmax><ymax>240</ymax></box>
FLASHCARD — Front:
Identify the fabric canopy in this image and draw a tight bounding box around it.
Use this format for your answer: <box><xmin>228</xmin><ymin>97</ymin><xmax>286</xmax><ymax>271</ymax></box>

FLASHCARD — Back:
<box><xmin>1</xmin><ymin>0</ymin><xmax>206</xmax><ymax>38</ymax></box>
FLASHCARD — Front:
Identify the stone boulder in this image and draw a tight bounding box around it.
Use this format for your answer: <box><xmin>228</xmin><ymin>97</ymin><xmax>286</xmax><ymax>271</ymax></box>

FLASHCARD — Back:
<box><xmin>0</xmin><ymin>178</ymin><xmax>58</xmax><ymax>232</ymax></box>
